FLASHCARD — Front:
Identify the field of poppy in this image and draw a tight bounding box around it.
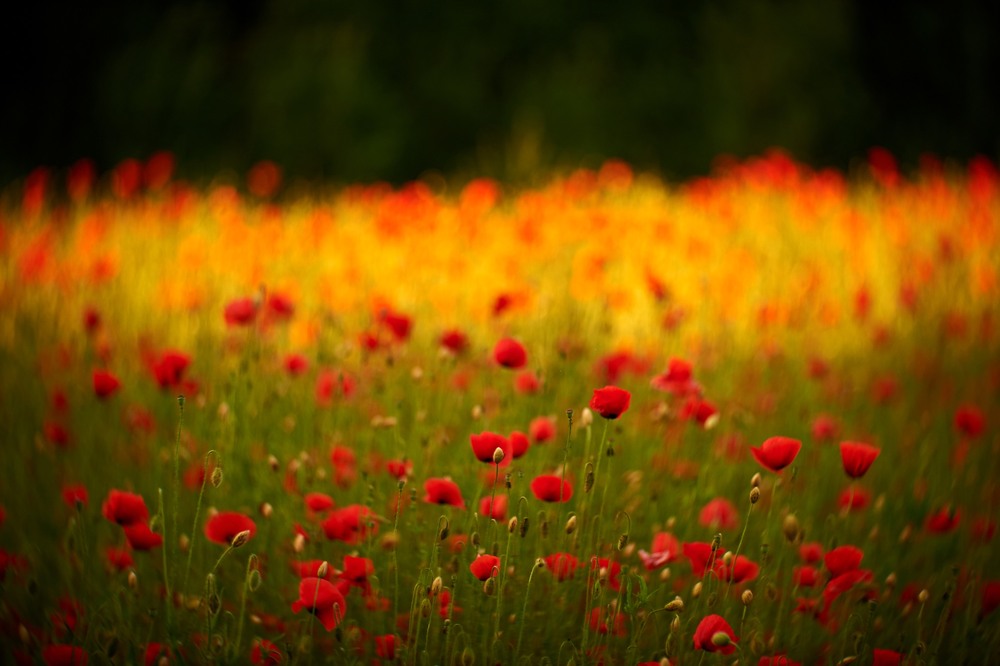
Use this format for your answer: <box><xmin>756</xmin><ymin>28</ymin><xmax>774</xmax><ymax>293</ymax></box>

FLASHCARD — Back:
<box><xmin>1</xmin><ymin>150</ymin><xmax>998</xmax><ymax>665</ymax></box>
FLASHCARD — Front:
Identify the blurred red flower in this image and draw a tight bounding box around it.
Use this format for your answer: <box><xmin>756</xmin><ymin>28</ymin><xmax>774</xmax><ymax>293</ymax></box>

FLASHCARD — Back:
<box><xmin>374</xmin><ymin>634</ymin><xmax>397</xmax><ymax>660</ymax></box>
<box><xmin>105</xmin><ymin>546</ymin><xmax>133</xmax><ymax>571</ymax></box>
<box><xmin>679</xmin><ymin>396</ymin><xmax>718</xmax><ymax>428</ymax></box>
<box><xmin>493</xmin><ymin>338</ymin><xmax>527</xmax><ymax>369</ymax></box>
<box><xmin>305</xmin><ymin>493</ymin><xmax>335</xmax><ymax>513</ymax></box>
<box><xmin>925</xmin><ymin>506</ymin><xmax>961</xmax><ymax>533</ymax></box>
<box><xmin>266</xmin><ymin>292</ymin><xmax>295</xmax><ymax>321</ymax></box>
<box><xmin>204</xmin><ymin>511</ymin><xmax>256</xmax><ymax>546</ymax></box>
<box><xmin>439</xmin><ymin>329</ymin><xmax>469</xmax><ymax>354</ymax></box>
<box><xmin>151</xmin><ymin>350</ymin><xmax>190</xmax><ymax>389</ymax></box>
<box><xmin>479</xmin><ymin>494</ymin><xmax>508</xmax><ymax>520</ymax></box>
<box><xmin>530</xmin><ymin>475</ymin><xmax>572</xmax><ymax>502</ymax></box>
<box><xmin>954</xmin><ymin>404</ymin><xmax>986</xmax><ymax>438</ymax></box>
<box><xmin>981</xmin><ymin>581</ymin><xmax>1000</xmax><ymax>619</ymax></box>
<box><xmin>872</xmin><ymin>648</ymin><xmax>903</xmax><ymax>666</ymax></box>
<box><xmin>544</xmin><ymin>553</ymin><xmax>580</xmax><ymax>581</ymax></box>
<box><xmin>251</xmin><ymin>638</ymin><xmax>283</xmax><ymax>665</ymax></box>
<box><xmin>284</xmin><ymin>353</ymin><xmax>309</xmax><ymax>376</ymax></box>
<box><xmin>839</xmin><ymin>441</ymin><xmax>880</xmax><ymax>479</ymax></box>
<box><xmin>825</xmin><ymin>545</ymin><xmax>863</xmax><ymax>577</ymax></box>
<box><xmin>750</xmin><ymin>436</ymin><xmax>802</xmax><ymax>472</ymax></box>
<box><xmin>469</xmin><ymin>554</ymin><xmax>501</xmax><ymax>581</ymax></box>
<box><xmin>508</xmin><ymin>431</ymin><xmax>530</xmax><ymax>459</ymax></box>
<box><xmin>529</xmin><ymin>416</ymin><xmax>556</xmax><ymax>443</ymax></box>
<box><xmin>61</xmin><ymin>485</ymin><xmax>88</xmax><ymax>509</ymax></box>
<box><xmin>650</xmin><ymin>358</ymin><xmax>699</xmax><ymax>395</ymax></box>
<box><xmin>470</xmin><ymin>431</ymin><xmax>509</xmax><ymax>464</ymax></box>
<box><xmin>699</xmin><ymin>497</ymin><xmax>738</xmax><ymax>531</ymax></box>
<box><xmin>321</xmin><ymin>505</ymin><xmax>378</xmax><ymax>544</ymax></box>
<box><xmin>291</xmin><ymin>559</ymin><xmax>338</xmax><ymax>580</ymax></box>
<box><xmin>93</xmin><ymin>370</ymin><xmax>121</xmax><ymax>399</ymax></box>
<box><xmin>693</xmin><ymin>614</ymin><xmax>737</xmax><ymax>654</ymax></box>
<box><xmin>386</xmin><ymin>458</ymin><xmax>412</xmax><ymax>480</ymax></box>
<box><xmin>811</xmin><ymin>414</ymin><xmax>840</xmax><ymax>442</ymax></box>
<box><xmin>42</xmin><ymin>645</ymin><xmax>89</xmax><ymax>666</ymax></box>
<box><xmin>638</xmin><ymin>532</ymin><xmax>680</xmax><ymax>570</ymax></box>
<box><xmin>514</xmin><ymin>371</ymin><xmax>541</xmax><ymax>394</ymax></box>
<box><xmin>291</xmin><ymin>577</ymin><xmax>346</xmax><ymax>631</ymax></box>
<box><xmin>102</xmin><ymin>490</ymin><xmax>149</xmax><ymax>526</ymax></box>
<box><xmin>224</xmin><ymin>298</ymin><xmax>257</xmax><ymax>326</ymax></box>
<box><xmin>124</xmin><ymin>522</ymin><xmax>163</xmax><ymax>551</ymax></box>
<box><xmin>589</xmin><ymin>386</ymin><xmax>631</xmax><ymax>420</ymax></box>
<box><xmin>423</xmin><ymin>478</ymin><xmax>465</xmax><ymax>509</ymax></box>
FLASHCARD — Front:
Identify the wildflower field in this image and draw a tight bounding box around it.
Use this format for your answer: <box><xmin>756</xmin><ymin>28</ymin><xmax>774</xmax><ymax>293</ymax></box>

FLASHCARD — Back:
<box><xmin>1</xmin><ymin>151</ymin><xmax>998</xmax><ymax>665</ymax></box>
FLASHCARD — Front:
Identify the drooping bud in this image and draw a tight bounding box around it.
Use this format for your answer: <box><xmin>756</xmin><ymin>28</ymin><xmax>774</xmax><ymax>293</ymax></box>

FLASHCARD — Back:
<box><xmin>231</xmin><ymin>530</ymin><xmax>251</xmax><ymax>548</ymax></box>
<box><xmin>483</xmin><ymin>577</ymin><xmax>496</xmax><ymax>596</ymax></box>
<box><xmin>664</xmin><ymin>597</ymin><xmax>684</xmax><ymax>613</ymax></box>
<box><xmin>268</xmin><ymin>454</ymin><xmax>279</xmax><ymax>472</ymax></box>
<box><xmin>585</xmin><ymin>462</ymin><xmax>596</xmax><ymax>493</ymax></box>
<box><xmin>617</xmin><ymin>534</ymin><xmax>628</xmax><ymax>551</ymax></box>
<box><xmin>210</xmin><ymin>466</ymin><xmax>224</xmax><ymax>488</ymax></box>
<box><xmin>782</xmin><ymin>514</ymin><xmax>800</xmax><ymax>542</ymax></box>
<box><xmin>508</xmin><ymin>516</ymin><xmax>518</xmax><ymax>534</ymax></box>
<box><xmin>432</xmin><ymin>576</ymin><xmax>443</xmax><ymax>596</ymax></box>
<box><xmin>128</xmin><ymin>570</ymin><xmax>138</xmax><ymax>591</ymax></box>
<box><xmin>692</xmin><ymin>581</ymin><xmax>702</xmax><ymax>598</ymax></box>
<box><xmin>259</xmin><ymin>502</ymin><xmax>273</xmax><ymax>519</ymax></box>
<box><xmin>918</xmin><ymin>589</ymin><xmax>929</xmax><ymax>604</ymax></box>
<box><xmin>751</xmin><ymin>472</ymin><xmax>762</xmax><ymax>488</ymax></box>
<box><xmin>438</xmin><ymin>518</ymin><xmax>450</xmax><ymax>541</ymax></box>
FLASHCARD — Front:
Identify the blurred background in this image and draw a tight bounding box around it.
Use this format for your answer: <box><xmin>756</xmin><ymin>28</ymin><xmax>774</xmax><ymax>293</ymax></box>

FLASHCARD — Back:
<box><xmin>3</xmin><ymin>0</ymin><xmax>998</xmax><ymax>185</ymax></box>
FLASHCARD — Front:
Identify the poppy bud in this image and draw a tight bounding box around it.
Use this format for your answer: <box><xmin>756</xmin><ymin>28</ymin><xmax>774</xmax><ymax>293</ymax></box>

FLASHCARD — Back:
<box><xmin>316</xmin><ymin>561</ymin><xmax>329</xmax><ymax>579</ymax></box>
<box><xmin>664</xmin><ymin>597</ymin><xmax>684</xmax><ymax>613</ymax></box>
<box><xmin>471</xmin><ymin>531</ymin><xmax>480</xmax><ymax>547</ymax></box>
<box><xmin>918</xmin><ymin>589</ymin><xmax>929</xmax><ymax>604</ymax></box>
<box><xmin>581</xmin><ymin>408</ymin><xmax>593</xmax><ymax>427</ymax></box>
<box><xmin>508</xmin><ymin>516</ymin><xmax>518</xmax><ymax>534</ymax></box>
<box><xmin>18</xmin><ymin>624</ymin><xmax>30</xmax><ymax>645</ymax></box>
<box><xmin>259</xmin><ymin>502</ymin><xmax>273</xmax><ymax>518</ymax></box>
<box><xmin>432</xmin><ymin>576</ymin><xmax>443</xmax><ymax>596</ymax></box>
<box><xmin>381</xmin><ymin>531</ymin><xmax>401</xmax><ymax>550</ymax></box>
<box><xmin>899</xmin><ymin>525</ymin><xmax>912</xmax><ymax>543</ymax></box>
<box><xmin>208</xmin><ymin>592</ymin><xmax>222</xmax><ymax>616</ymax></box>
<box><xmin>565</xmin><ymin>515</ymin><xmax>577</xmax><ymax>534</ymax></box>
<box><xmin>710</xmin><ymin>631</ymin><xmax>732</xmax><ymax>648</ymax></box>
<box><xmin>617</xmin><ymin>534</ymin><xmax>628</xmax><ymax>551</ymax></box>
<box><xmin>492</xmin><ymin>447</ymin><xmax>505</xmax><ymax>465</ymax></box>
<box><xmin>128</xmin><ymin>570</ymin><xmax>138</xmax><ymax>591</ymax></box>
<box><xmin>782</xmin><ymin>514</ymin><xmax>800</xmax><ymax>542</ymax></box>
<box><xmin>179</xmin><ymin>534</ymin><xmax>190</xmax><ymax>553</ymax></box>
<box><xmin>210</xmin><ymin>467</ymin><xmax>224</xmax><ymax>488</ymax></box>
<box><xmin>505</xmin><ymin>473</ymin><xmax>512</xmax><ymax>489</ymax></box>
<box><xmin>749</xmin><ymin>487</ymin><xmax>761</xmax><ymax>504</ymax></box>
<box><xmin>293</xmin><ymin>533</ymin><xmax>306</xmax><ymax>553</ymax></box>
<box><xmin>461</xmin><ymin>647</ymin><xmax>475</xmax><ymax>666</ymax></box>
<box><xmin>472</xmin><ymin>405</ymin><xmax>483</xmax><ymax>420</ymax></box>
<box><xmin>231</xmin><ymin>530</ymin><xmax>251</xmax><ymax>548</ymax></box>
<box><xmin>885</xmin><ymin>572</ymin><xmax>897</xmax><ymax>588</ymax></box>
<box><xmin>751</xmin><ymin>472</ymin><xmax>762</xmax><ymax>488</ymax></box>
<box><xmin>585</xmin><ymin>463</ymin><xmax>596</xmax><ymax>493</ymax></box>
<box><xmin>741</xmin><ymin>590</ymin><xmax>754</xmax><ymax>606</ymax></box>
<box><xmin>483</xmin><ymin>577</ymin><xmax>496</xmax><ymax>596</ymax></box>
<box><xmin>692</xmin><ymin>581</ymin><xmax>703</xmax><ymax>598</ymax></box>
<box><xmin>606</xmin><ymin>445</ymin><xmax>615</xmax><ymax>458</ymax></box>
<box><xmin>535</xmin><ymin>557</ymin><xmax>546</xmax><ymax>569</ymax></box>
<box><xmin>520</xmin><ymin>517</ymin><xmax>530</xmax><ymax>538</ymax></box>
<box><xmin>420</xmin><ymin>598</ymin><xmax>432</xmax><ymax>618</ymax></box>
<box><xmin>671</xmin><ymin>615</ymin><xmax>681</xmax><ymax>632</ymax></box>
<box><xmin>439</xmin><ymin>519</ymin><xmax>450</xmax><ymax>541</ymax></box>
<box><xmin>268</xmin><ymin>454</ymin><xmax>279</xmax><ymax>472</ymax></box>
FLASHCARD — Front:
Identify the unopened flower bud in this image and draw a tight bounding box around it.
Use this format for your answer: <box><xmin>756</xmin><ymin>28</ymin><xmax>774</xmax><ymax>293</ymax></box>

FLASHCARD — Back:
<box><xmin>316</xmin><ymin>561</ymin><xmax>329</xmax><ymax>579</ymax></box>
<box><xmin>710</xmin><ymin>631</ymin><xmax>732</xmax><ymax>648</ymax></box>
<box><xmin>750</xmin><ymin>487</ymin><xmax>761</xmax><ymax>504</ymax></box>
<box><xmin>692</xmin><ymin>581</ymin><xmax>703</xmax><ymax>598</ymax></box>
<box><xmin>471</xmin><ymin>531</ymin><xmax>480</xmax><ymax>547</ymax></box>
<box><xmin>293</xmin><ymin>533</ymin><xmax>306</xmax><ymax>553</ymax></box>
<box><xmin>420</xmin><ymin>598</ymin><xmax>432</xmax><ymax>618</ymax></box>
<box><xmin>483</xmin><ymin>577</ymin><xmax>496</xmax><ymax>596</ymax></box>
<box><xmin>18</xmin><ymin>624</ymin><xmax>30</xmax><ymax>645</ymax></box>
<box><xmin>581</xmin><ymin>408</ymin><xmax>593</xmax><ymax>427</ymax></box>
<box><xmin>268</xmin><ymin>454</ymin><xmax>279</xmax><ymax>472</ymax></box>
<box><xmin>231</xmin><ymin>530</ymin><xmax>251</xmax><ymax>548</ymax></box>
<box><xmin>179</xmin><ymin>534</ymin><xmax>190</xmax><ymax>553</ymax></box>
<box><xmin>585</xmin><ymin>463</ymin><xmax>596</xmax><ymax>493</ymax></box>
<box><xmin>565</xmin><ymin>515</ymin><xmax>577</xmax><ymax>534</ymax></box>
<box><xmin>751</xmin><ymin>472</ymin><xmax>762</xmax><ymax>488</ymax></box>
<box><xmin>885</xmin><ymin>572</ymin><xmax>897</xmax><ymax>588</ymax></box>
<box><xmin>918</xmin><ymin>589</ymin><xmax>929</xmax><ymax>604</ymax></box>
<box><xmin>439</xmin><ymin>519</ymin><xmax>450</xmax><ymax>541</ymax></box>
<box><xmin>471</xmin><ymin>405</ymin><xmax>483</xmax><ymax>420</ymax></box>
<box><xmin>432</xmin><ymin>576</ymin><xmax>443</xmax><ymax>596</ymax></box>
<box><xmin>664</xmin><ymin>597</ymin><xmax>684</xmax><ymax>613</ymax></box>
<box><xmin>519</xmin><ymin>517</ymin><xmax>530</xmax><ymax>538</ymax></box>
<box><xmin>508</xmin><ymin>516</ymin><xmax>518</xmax><ymax>534</ymax></box>
<box><xmin>128</xmin><ymin>570</ymin><xmax>138</xmax><ymax>590</ymax></box>
<box><xmin>782</xmin><ymin>514</ymin><xmax>800</xmax><ymax>542</ymax></box>
<box><xmin>259</xmin><ymin>502</ymin><xmax>273</xmax><ymax>518</ymax></box>
<box><xmin>671</xmin><ymin>615</ymin><xmax>681</xmax><ymax>632</ymax></box>
<box><xmin>741</xmin><ymin>589</ymin><xmax>754</xmax><ymax>606</ymax></box>
<box><xmin>617</xmin><ymin>534</ymin><xmax>628</xmax><ymax>551</ymax></box>
<box><xmin>210</xmin><ymin>467</ymin><xmax>224</xmax><ymax>488</ymax></box>
<box><xmin>381</xmin><ymin>531</ymin><xmax>401</xmax><ymax>550</ymax></box>
<box><xmin>493</xmin><ymin>447</ymin><xmax>505</xmax><ymax>465</ymax></box>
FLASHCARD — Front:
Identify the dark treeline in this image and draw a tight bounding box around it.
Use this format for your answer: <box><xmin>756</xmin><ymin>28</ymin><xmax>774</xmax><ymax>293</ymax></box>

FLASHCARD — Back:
<box><xmin>3</xmin><ymin>0</ymin><xmax>998</xmax><ymax>185</ymax></box>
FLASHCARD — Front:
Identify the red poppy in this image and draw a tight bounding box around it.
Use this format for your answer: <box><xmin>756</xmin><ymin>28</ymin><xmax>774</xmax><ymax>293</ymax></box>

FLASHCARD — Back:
<box><xmin>954</xmin><ymin>405</ymin><xmax>985</xmax><ymax>438</ymax></box>
<box><xmin>719</xmin><ymin>555</ymin><xmax>759</xmax><ymax>584</ymax></box>
<box><xmin>380</xmin><ymin>309</ymin><xmax>412</xmax><ymax>342</ymax></box>
<box><xmin>105</xmin><ymin>546</ymin><xmax>133</xmax><ymax>571</ymax></box>
<box><xmin>838</xmin><ymin>486</ymin><xmax>870</xmax><ymax>512</ymax></box>
<box><xmin>340</xmin><ymin>555</ymin><xmax>376</xmax><ymax>591</ymax></box>
<box><xmin>589</xmin><ymin>557</ymin><xmax>623</xmax><ymax>591</ymax></box>
<box><xmin>479</xmin><ymin>494</ymin><xmax>508</xmax><ymax>520</ymax></box>
<box><xmin>470</xmin><ymin>431</ymin><xmax>509</xmax><ymax>464</ymax></box>
<box><xmin>508</xmin><ymin>431</ymin><xmax>530</xmax><ymax>459</ymax></box>
<box><xmin>42</xmin><ymin>645</ymin><xmax>89</xmax><ymax>666</ymax></box>
<box><xmin>530</xmin><ymin>475</ymin><xmax>572</xmax><ymax>502</ymax></box>
<box><xmin>284</xmin><ymin>353</ymin><xmax>309</xmax><ymax>376</ymax></box>
<box><xmin>981</xmin><ymin>581</ymin><xmax>1000</xmax><ymax>619</ymax></box>
<box><xmin>423</xmin><ymin>478</ymin><xmax>466</xmax><ymax>509</ymax></box>
<box><xmin>824</xmin><ymin>545</ymin><xmax>863</xmax><ymax>577</ymax></box>
<box><xmin>811</xmin><ymin>414</ymin><xmax>839</xmax><ymax>442</ymax></box>
<box><xmin>290</xmin><ymin>560</ymin><xmax>338</xmax><ymax>580</ymax></box>
<box><xmin>45</xmin><ymin>421</ymin><xmax>72</xmax><ymax>447</ymax></box>
<box><xmin>544</xmin><ymin>553</ymin><xmax>580</xmax><ymax>581</ymax></box>
<box><xmin>93</xmin><ymin>370</ymin><xmax>121</xmax><ymax>399</ymax></box>
<box><xmin>679</xmin><ymin>396</ymin><xmax>718</xmax><ymax>428</ymax></box>
<box><xmin>793</xmin><ymin>565</ymin><xmax>819</xmax><ymax>588</ymax></box>
<box><xmin>692</xmin><ymin>614</ymin><xmax>737</xmax><ymax>654</ymax></box>
<box><xmin>204</xmin><ymin>511</ymin><xmax>257</xmax><ymax>546</ymax></box>
<box><xmin>799</xmin><ymin>542</ymin><xmax>824</xmax><ymax>563</ymax></box>
<box><xmin>440</xmin><ymin>329</ymin><xmax>469</xmax><ymax>354</ymax></box>
<box><xmin>102</xmin><ymin>490</ymin><xmax>149</xmax><ymax>526</ymax></box>
<box><xmin>872</xmin><ymin>649</ymin><xmax>903</xmax><ymax>666</ymax></box>
<box><xmin>305</xmin><ymin>492</ymin><xmax>335</xmax><ymax>513</ymax></box>
<box><xmin>124</xmin><ymin>522</ymin><xmax>163</xmax><ymax>551</ymax></box>
<box><xmin>750</xmin><ymin>436</ymin><xmax>802</xmax><ymax>472</ymax></box>
<box><xmin>683</xmin><ymin>542</ymin><xmax>717</xmax><ymax>577</ymax></box>
<box><xmin>589</xmin><ymin>386</ymin><xmax>631</xmax><ymax>420</ymax></box>
<box><xmin>266</xmin><ymin>292</ymin><xmax>295</xmax><ymax>320</ymax></box>
<box><xmin>589</xmin><ymin>605</ymin><xmax>626</xmax><ymax>636</ymax></box>
<box><xmin>374</xmin><ymin>634</ymin><xmax>397</xmax><ymax>660</ymax></box>
<box><xmin>224</xmin><ymin>298</ymin><xmax>257</xmax><ymax>326</ymax></box>
<box><xmin>61</xmin><ymin>484</ymin><xmax>88</xmax><ymax>510</ymax></box>
<box><xmin>823</xmin><ymin>568</ymin><xmax>873</xmax><ymax>609</ymax></box>
<box><xmin>469</xmin><ymin>554</ymin><xmax>501</xmax><ymax>581</ymax></box>
<box><xmin>650</xmin><ymin>358</ymin><xmax>699</xmax><ymax>395</ymax></box>
<box><xmin>493</xmin><ymin>338</ymin><xmax>527</xmax><ymax>369</ymax></box>
<box><xmin>151</xmin><ymin>350</ymin><xmax>190</xmax><ymax>389</ymax></box>
<box><xmin>839</xmin><ymin>441</ymin><xmax>880</xmax><ymax>478</ymax></box>
<box><xmin>143</xmin><ymin>642</ymin><xmax>171</xmax><ymax>666</ymax></box>
<box><xmin>514</xmin><ymin>371</ymin><xmax>541</xmax><ymax>394</ymax></box>
<box><xmin>290</xmin><ymin>577</ymin><xmax>347</xmax><ymax>631</ymax></box>
<box><xmin>251</xmin><ymin>638</ymin><xmax>283</xmax><ymax>665</ymax></box>
<box><xmin>759</xmin><ymin>657</ymin><xmax>802</xmax><ymax>666</ymax></box>
<box><xmin>386</xmin><ymin>458</ymin><xmax>412</xmax><ymax>480</ymax></box>
<box><xmin>248</xmin><ymin>160</ymin><xmax>282</xmax><ymax>198</ymax></box>
<box><xmin>321</xmin><ymin>505</ymin><xmax>379</xmax><ymax>544</ymax></box>
<box><xmin>529</xmin><ymin>416</ymin><xmax>557</xmax><ymax>443</ymax></box>
<box><xmin>699</xmin><ymin>497</ymin><xmax>738</xmax><ymax>531</ymax></box>
<box><xmin>925</xmin><ymin>506</ymin><xmax>961</xmax><ymax>533</ymax></box>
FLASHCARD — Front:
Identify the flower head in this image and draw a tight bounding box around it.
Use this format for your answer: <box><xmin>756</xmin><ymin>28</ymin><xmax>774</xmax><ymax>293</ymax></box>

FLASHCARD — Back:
<box><xmin>589</xmin><ymin>386</ymin><xmax>631</xmax><ymax>420</ymax></box>
<box><xmin>423</xmin><ymin>478</ymin><xmax>465</xmax><ymax>509</ymax></box>
<box><xmin>290</xmin><ymin>577</ymin><xmax>347</xmax><ymax>631</ymax></box>
<box><xmin>750</xmin><ymin>436</ymin><xmax>802</xmax><ymax>473</ymax></box>
<box><xmin>693</xmin><ymin>614</ymin><xmax>737</xmax><ymax>654</ymax></box>
<box><xmin>469</xmin><ymin>554</ymin><xmax>501</xmax><ymax>581</ymax></box>
<box><xmin>101</xmin><ymin>490</ymin><xmax>149</xmax><ymax>527</ymax></box>
<box><xmin>205</xmin><ymin>511</ymin><xmax>257</xmax><ymax>546</ymax></box>
<box><xmin>530</xmin><ymin>475</ymin><xmax>573</xmax><ymax>502</ymax></box>
<box><xmin>839</xmin><ymin>441</ymin><xmax>880</xmax><ymax>479</ymax></box>
<box><xmin>493</xmin><ymin>338</ymin><xmax>527</xmax><ymax>369</ymax></box>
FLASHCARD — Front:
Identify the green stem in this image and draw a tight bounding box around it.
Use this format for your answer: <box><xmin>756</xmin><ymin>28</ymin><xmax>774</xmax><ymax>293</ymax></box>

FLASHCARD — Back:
<box><xmin>514</xmin><ymin>559</ymin><xmax>545</xmax><ymax>663</ymax></box>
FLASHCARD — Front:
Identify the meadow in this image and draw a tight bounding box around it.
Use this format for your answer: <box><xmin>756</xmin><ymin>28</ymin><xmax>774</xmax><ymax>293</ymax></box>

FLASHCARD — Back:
<box><xmin>0</xmin><ymin>151</ymin><xmax>998</xmax><ymax>665</ymax></box>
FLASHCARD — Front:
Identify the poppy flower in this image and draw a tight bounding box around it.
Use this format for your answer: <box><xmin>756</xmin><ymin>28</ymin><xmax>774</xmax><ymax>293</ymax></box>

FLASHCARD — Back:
<box><xmin>981</xmin><ymin>581</ymin><xmax>1000</xmax><ymax>619</ymax></box>
<box><xmin>954</xmin><ymin>405</ymin><xmax>985</xmax><ymax>438</ymax></box>
<box><xmin>508</xmin><ymin>431</ymin><xmax>530</xmax><ymax>459</ymax></box>
<box><xmin>469</xmin><ymin>554</ymin><xmax>501</xmax><ymax>581</ymax></box>
<box><xmin>589</xmin><ymin>557</ymin><xmax>622</xmax><ymax>591</ymax></box>
<box><xmin>759</xmin><ymin>657</ymin><xmax>802</xmax><ymax>666</ymax></box>
<box><xmin>822</xmin><ymin>568</ymin><xmax>873</xmax><ymax>609</ymax></box>
<box><xmin>340</xmin><ymin>555</ymin><xmax>376</xmax><ymax>591</ymax></box>
<box><xmin>530</xmin><ymin>475</ymin><xmax>572</xmax><ymax>502</ymax></box>
<box><xmin>692</xmin><ymin>614</ymin><xmax>737</xmax><ymax>654</ymax></box>
<box><xmin>290</xmin><ymin>577</ymin><xmax>347</xmax><ymax>631</ymax></box>
<box><xmin>386</xmin><ymin>458</ymin><xmax>412</xmax><ymax>480</ymax></box>
<box><xmin>124</xmin><ymin>522</ymin><xmax>163</xmax><ymax>551</ymax></box>
<box><xmin>305</xmin><ymin>492</ymin><xmax>335</xmax><ymax>513</ymax></box>
<box><xmin>811</xmin><ymin>414</ymin><xmax>839</xmax><ymax>442</ymax></box>
<box><xmin>45</xmin><ymin>421</ymin><xmax>71</xmax><ymax>447</ymax></box>
<box><xmin>872</xmin><ymin>649</ymin><xmax>903</xmax><ymax>666</ymax></box>
<box><xmin>380</xmin><ymin>309</ymin><xmax>412</xmax><ymax>342</ymax></box>
<box><xmin>793</xmin><ymin>565</ymin><xmax>820</xmax><ymax>588</ymax></box>
<box><xmin>284</xmin><ymin>353</ymin><xmax>309</xmax><ymax>376</ymax></box>
<box><xmin>544</xmin><ymin>553</ymin><xmax>580</xmax><ymax>581</ymax></box>
<box><xmin>470</xmin><ymin>431</ymin><xmax>509</xmax><ymax>464</ymax></box>
<box><xmin>479</xmin><ymin>494</ymin><xmax>508</xmax><ymax>520</ymax></box>
<box><xmin>61</xmin><ymin>484</ymin><xmax>88</xmax><ymax>510</ymax></box>
<box><xmin>423</xmin><ymin>478</ymin><xmax>465</xmax><ymax>509</ymax></box>
<box><xmin>93</xmin><ymin>370</ymin><xmax>121</xmax><ymax>399</ymax></box>
<box><xmin>102</xmin><ymin>490</ymin><xmax>149</xmax><ymax>526</ymax></box>
<box><xmin>650</xmin><ymin>358</ymin><xmax>699</xmax><ymax>395</ymax></box>
<box><xmin>839</xmin><ymin>441</ymin><xmax>880</xmax><ymax>478</ymax></box>
<box><xmin>105</xmin><ymin>546</ymin><xmax>133</xmax><ymax>571</ymax></box>
<box><xmin>638</xmin><ymin>531</ymin><xmax>680</xmax><ymax>571</ymax></box>
<box><xmin>683</xmin><ymin>542</ymin><xmax>717</xmax><ymax>577</ymax></box>
<box><xmin>589</xmin><ymin>386</ymin><xmax>631</xmax><ymax>420</ymax></box>
<box><xmin>720</xmin><ymin>555</ymin><xmax>759</xmax><ymax>584</ymax></box>
<box><xmin>204</xmin><ymin>511</ymin><xmax>256</xmax><ymax>546</ymax></box>
<box><xmin>824</xmin><ymin>545</ymin><xmax>863</xmax><ymax>577</ymax></box>
<box><xmin>514</xmin><ymin>371</ymin><xmax>540</xmax><ymax>394</ymax></box>
<box><xmin>251</xmin><ymin>638</ymin><xmax>283</xmax><ymax>665</ymax></box>
<box><xmin>493</xmin><ymin>338</ymin><xmax>527</xmax><ymax>369</ymax></box>
<box><xmin>440</xmin><ymin>329</ymin><xmax>469</xmax><ymax>354</ymax></box>
<box><xmin>799</xmin><ymin>542</ymin><xmax>824</xmax><ymax>563</ymax></box>
<box><xmin>699</xmin><ymin>497</ymin><xmax>738</xmax><ymax>531</ymax></box>
<box><xmin>224</xmin><ymin>298</ymin><xmax>257</xmax><ymax>326</ymax></box>
<box><xmin>529</xmin><ymin>416</ymin><xmax>557</xmax><ymax>443</ymax></box>
<box><xmin>750</xmin><ymin>436</ymin><xmax>802</xmax><ymax>473</ymax></box>
<box><xmin>925</xmin><ymin>506</ymin><xmax>961</xmax><ymax>533</ymax></box>
<box><xmin>151</xmin><ymin>350</ymin><xmax>190</xmax><ymax>389</ymax></box>
<box><xmin>266</xmin><ymin>292</ymin><xmax>295</xmax><ymax>320</ymax></box>
<box><xmin>374</xmin><ymin>634</ymin><xmax>397</xmax><ymax>659</ymax></box>
<box><xmin>589</xmin><ymin>605</ymin><xmax>626</xmax><ymax>636</ymax></box>
<box><xmin>144</xmin><ymin>643</ymin><xmax>171</xmax><ymax>666</ymax></box>
<box><xmin>679</xmin><ymin>396</ymin><xmax>719</xmax><ymax>428</ymax></box>
<box><xmin>321</xmin><ymin>505</ymin><xmax>379</xmax><ymax>544</ymax></box>
<box><xmin>42</xmin><ymin>645</ymin><xmax>89</xmax><ymax>666</ymax></box>
<box><xmin>838</xmin><ymin>486</ymin><xmax>870</xmax><ymax>512</ymax></box>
